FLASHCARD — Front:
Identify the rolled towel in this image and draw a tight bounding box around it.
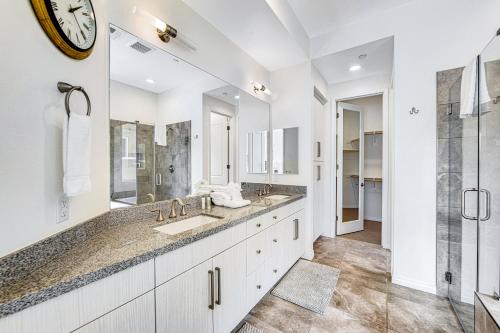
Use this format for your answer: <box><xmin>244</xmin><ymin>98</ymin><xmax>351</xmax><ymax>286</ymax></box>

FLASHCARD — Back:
<box><xmin>211</xmin><ymin>191</ymin><xmax>232</xmax><ymax>206</ymax></box>
<box><xmin>223</xmin><ymin>199</ymin><xmax>251</xmax><ymax>209</ymax></box>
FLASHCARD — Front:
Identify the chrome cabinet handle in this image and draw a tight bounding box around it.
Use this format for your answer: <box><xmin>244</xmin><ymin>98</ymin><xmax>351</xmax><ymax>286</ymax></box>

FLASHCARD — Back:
<box><xmin>256</xmin><ymin>223</ymin><xmax>261</xmax><ymax>227</ymax></box>
<box><xmin>256</xmin><ymin>249</ymin><xmax>261</xmax><ymax>254</ymax></box>
<box><xmin>273</xmin><ymin>269</ymin><xmax>278</xmax><ymax>273</ymax></box>
<box><xmin>317</xmin><ymin>165</ymin><xmax>321</xmax><ymax>181</ymax></box>
<box><xmin>155</xmin><ymin>173</ymin><xmax>162</xmax><ymax>186</ymax></box>
<box><xmin>461</xmin><ymin>188</ymin><xmax>478</xmax><ymax>220</ymax></box>
<box><xmin>215</xmin><ymin>267</ymin><xmax>221</xmax><ymax>305</ymax></box>
<box><xmin>208</xmin><ymin>270</ymin><xmax>215</xmax><ymax>310</ymax></box>
<box><xmin>273</xmin><ymin>216</ymin><xmax>278</xmax><ymax>220</ymax></box>
<box><xmin>273</xmin><ymin>239</ymin><xmax>278</xmax><ymax>243</ymax></box>
<box><xmin>317</xmin><ymin>141</ymin><xmax>321</xmax><ymax>158</ymax></box>
<box><xmin>257</xmin><ymin>285</ymin><xmax>262</xmax><ymax>289</ymax></box>
<box><xmin>480</xmin><ymin>189</ymin><xmax>491</xmax><ymax>221</ymax></box>
<box><xmin>293</xmin><ymin>218</ymin><xmax>299</xmax><ymax>240</ymax></box>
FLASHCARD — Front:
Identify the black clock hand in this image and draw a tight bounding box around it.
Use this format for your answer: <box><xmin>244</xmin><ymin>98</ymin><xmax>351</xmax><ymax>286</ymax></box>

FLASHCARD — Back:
<box><xmin>69</xmin><ymin>5</ymin><xmax>86</xmax><ymax>41</ymax></box>
<box><xmin>69</xmin><ymin>5</ymin><xmax>83</xmax><ymax>13</ymax></box>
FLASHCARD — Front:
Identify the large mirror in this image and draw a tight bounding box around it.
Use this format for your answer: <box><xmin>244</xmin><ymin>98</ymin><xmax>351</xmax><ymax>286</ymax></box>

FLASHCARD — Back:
<box><xmin>109</xmin><ymin>26</ymin><xmax>270</xmax><ymax>208</ymax></box>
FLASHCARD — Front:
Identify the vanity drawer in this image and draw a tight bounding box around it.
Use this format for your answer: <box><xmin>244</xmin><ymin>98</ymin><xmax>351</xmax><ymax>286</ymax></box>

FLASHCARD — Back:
<box><xmin>260</xmin><ymin>199</ymin><xmax>306</xmax><ymax>226</ymax></box>
<box><xmin>246</xmin><ymin>230</ymin><xmax>269</xmax><ymax>275</ymax></box>
<box><xmin>246</xmin><ymin>261</ymin><xmax>270</xmax><ymax>312</ymax></box>
<box><xmin>246</xmin><ymin>215</ymin><xmax>272</xmax><ymax>237</ymax></box>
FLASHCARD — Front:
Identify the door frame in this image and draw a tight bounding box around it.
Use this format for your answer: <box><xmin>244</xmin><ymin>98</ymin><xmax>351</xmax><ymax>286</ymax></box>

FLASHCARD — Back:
<box><xmin>331</xmin><ymin>90</ymin><xmax>392</xmax><ymax>249</ymax></box>
<box><xmin>336</xmin><ymin>102</ymin><xmax>365</xmax><ymax>235</ymax></box>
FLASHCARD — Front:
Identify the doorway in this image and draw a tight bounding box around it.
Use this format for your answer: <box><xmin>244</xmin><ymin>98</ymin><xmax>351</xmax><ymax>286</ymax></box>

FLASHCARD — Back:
<box><xmin>210</xmin><ymin>111</ymin><xmax>231</xmax><ymax>185</ymax></box>
<box><xmin>336</xmin><ymin>95</ymin><xmax>384</xmax><ymax>245</ymax></box>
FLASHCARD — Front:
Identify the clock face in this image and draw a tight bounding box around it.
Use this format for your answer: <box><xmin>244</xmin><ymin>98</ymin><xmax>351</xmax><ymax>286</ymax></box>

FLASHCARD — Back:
<box><xmin>48</xmin><ymin>0</ymin><xmax>96</xmax><ymax>51</ymax></box>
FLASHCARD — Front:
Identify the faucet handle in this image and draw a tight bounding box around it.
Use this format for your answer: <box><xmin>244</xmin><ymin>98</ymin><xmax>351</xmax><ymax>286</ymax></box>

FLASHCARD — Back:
<box><xmin>151</xmin><ymin>209</ymin><xmax>165</xmax><ymax>222</ymax></box>
<box><xmin>180</xmin><ymin>203</ymin><xmax>191</xmax><ymax>216</ymax></box>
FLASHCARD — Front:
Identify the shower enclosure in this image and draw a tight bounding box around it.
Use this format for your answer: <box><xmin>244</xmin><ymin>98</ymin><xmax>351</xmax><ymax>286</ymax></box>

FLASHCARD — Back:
<box><xmin>437</xmin><ymin>32</ymin><xmax>500</xmax><ymax>332</ymax></box>
<box><xmin>110</xmin><ymin>120</ymin><xmax>155</xmax><ymax>205</ymax></box>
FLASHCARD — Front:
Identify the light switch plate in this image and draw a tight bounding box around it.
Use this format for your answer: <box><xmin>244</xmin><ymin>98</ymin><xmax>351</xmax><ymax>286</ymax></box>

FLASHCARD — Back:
<box><xmin>57</xmin><ymin>195</ymin><xmax>70</xmax><ymax>224</ymax></box>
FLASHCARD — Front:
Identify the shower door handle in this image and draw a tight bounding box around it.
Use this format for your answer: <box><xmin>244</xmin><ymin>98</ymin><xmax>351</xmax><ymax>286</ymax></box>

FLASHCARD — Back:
<box><xmin>461</xmin><ymin>188</ymin><xmax>478</xmax><ymax>220</ymax></box>
<box><xmin>480</xmin><ymin>189</ymin><xmax>491</xmax><ymax>221</ymax></box>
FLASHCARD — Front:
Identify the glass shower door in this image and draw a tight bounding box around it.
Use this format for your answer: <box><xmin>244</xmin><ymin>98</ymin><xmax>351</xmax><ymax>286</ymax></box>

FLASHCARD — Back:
<box><xmin>478</xmin><ymin>35</ymin><xmax>500</xmax><ymax>301</ymax></box>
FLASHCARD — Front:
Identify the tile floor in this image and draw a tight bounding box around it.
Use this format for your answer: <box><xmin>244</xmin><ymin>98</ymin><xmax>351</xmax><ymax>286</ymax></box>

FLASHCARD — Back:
<box><xmin>242</xmin><ymin>236</ymin><xmax>463</xmax><ymax>333</ymax></box>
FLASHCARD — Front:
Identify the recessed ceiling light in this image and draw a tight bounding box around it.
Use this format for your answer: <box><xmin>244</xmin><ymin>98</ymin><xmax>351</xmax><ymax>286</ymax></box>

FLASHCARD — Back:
<box><xmin>349</xmin><ymin>65</ymin><xmax>361</xmax><ymax>72</ymax></box>
<box><xmin>234</xmin><ymin>95</ymin><xmax>240</xmax><ymax>100</ymax></box>
<box><xmin>146</xmin><ymin>78</ymin><xmax>155</xmax><ymax>84</ymax></box>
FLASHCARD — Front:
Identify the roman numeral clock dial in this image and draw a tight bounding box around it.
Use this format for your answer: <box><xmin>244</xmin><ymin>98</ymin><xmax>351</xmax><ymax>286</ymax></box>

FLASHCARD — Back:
<box><xmin>31</xmin><ymin>0</ymin><xmax>97</xmax><ymax>60</ymax></box>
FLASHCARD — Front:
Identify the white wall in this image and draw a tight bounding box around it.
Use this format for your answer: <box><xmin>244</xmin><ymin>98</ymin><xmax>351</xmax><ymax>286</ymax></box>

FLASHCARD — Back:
<box><xmin>270</xmin><ymin>62</ymin><xmax>315</xmax><ymax>258</ymax></box>
<box><xmin>0</xmin><ymin>0</ymin><xmax>269</xmax><ymax>257</ymax></box>
<box><xmin>312</xmin><ymin>0</ymin><xmax>500</xmax><ymax>293</ymax></box>
<box><xmin>110</xmin><ymin>80</ymin><xmax>158</xmax><ymax>124</ymax></box>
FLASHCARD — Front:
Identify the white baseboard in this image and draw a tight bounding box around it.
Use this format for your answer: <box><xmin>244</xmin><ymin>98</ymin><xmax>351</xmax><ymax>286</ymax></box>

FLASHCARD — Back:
<box><xmin>391</xmin><ymin>275</ymin><xmax>437</xmax><ymax>295</ymax></box>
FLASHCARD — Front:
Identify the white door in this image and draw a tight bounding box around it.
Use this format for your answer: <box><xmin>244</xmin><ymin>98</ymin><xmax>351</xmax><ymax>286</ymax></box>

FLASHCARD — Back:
<box><xmin>156</xmin><ymin>260</ymin><xmax>214</xmax><ymax>333</ymax></box>
<box><xmin>212</xmin><ymin>242</ymin><xmax>247</xmax><ymax>333</ymax></box>
<box><xmin>336</xmin><ymin>102</ymin><xmax>365</xmax><ymax>235</ymax></box>
<box><xmin>210</xmin><ymin>112</ymin><xmax>230</xmax><ymax>185</ymax></box>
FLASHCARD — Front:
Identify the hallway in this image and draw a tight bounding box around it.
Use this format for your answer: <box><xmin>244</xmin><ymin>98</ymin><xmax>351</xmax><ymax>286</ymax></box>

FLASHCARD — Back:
<box><xmin>242</xmin><ymin>236</ymin><xmax>462</xmax><ymax>332</ymax></box>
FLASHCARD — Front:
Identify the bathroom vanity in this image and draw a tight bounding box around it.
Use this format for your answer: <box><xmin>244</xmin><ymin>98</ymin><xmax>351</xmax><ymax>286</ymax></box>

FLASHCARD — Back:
<box><xmin>0</xmin><ymin>194</ymin><xmax>305</xmax><ymax>333</ymax></box>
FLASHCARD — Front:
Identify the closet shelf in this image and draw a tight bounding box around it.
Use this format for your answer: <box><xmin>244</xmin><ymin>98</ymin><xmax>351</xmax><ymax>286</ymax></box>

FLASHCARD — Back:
<box><xmin>350</xmin><ymin>131</ymin><xmax>383</xmax><ymax>144</ymax></box>
<box><xmin>350</xmin><ymin>175</ymin><xmax>383</xmax><ymax>182</ymax></box>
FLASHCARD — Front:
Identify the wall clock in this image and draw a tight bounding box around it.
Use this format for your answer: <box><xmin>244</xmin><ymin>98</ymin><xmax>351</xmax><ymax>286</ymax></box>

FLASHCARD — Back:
<box><xmin>31</xmin><ymin>0</ymin><xmax>97</xmax><ymax>60</ymax></box>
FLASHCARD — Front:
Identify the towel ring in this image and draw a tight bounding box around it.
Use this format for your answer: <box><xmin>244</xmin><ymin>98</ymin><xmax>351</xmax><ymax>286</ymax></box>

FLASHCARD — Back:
<box><xmin>57</xmin><ymin>82</ymin><xmax>91</xmax><ymax>117</ymax></box>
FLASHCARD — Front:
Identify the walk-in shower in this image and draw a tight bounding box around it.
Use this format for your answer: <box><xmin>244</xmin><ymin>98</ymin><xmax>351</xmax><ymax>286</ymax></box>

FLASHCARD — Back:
<box><xmin>437</xmin><ymin>32</ymin><xmax>500</xmax><ymax>332</ymax></box>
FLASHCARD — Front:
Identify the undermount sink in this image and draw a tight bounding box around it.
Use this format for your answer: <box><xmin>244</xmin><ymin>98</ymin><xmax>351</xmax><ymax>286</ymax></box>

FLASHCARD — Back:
<box><xmin>265</xmin><ymin>194</ymin><xmax>291</xmax><ymax>200</ymax></box>
<box><xmin>154</xmin><ymin>214</ymin><xmax>222</xmax><ymax>236</ymax></box>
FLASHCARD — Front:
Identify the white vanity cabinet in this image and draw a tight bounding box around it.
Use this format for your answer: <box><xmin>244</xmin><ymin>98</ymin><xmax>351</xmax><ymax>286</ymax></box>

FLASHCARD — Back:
<box><xmin>155</xmin><ymin>241</ymin><xmax>247</xmax><ymax>333</ymax></box>
<box><xmin>73</xmin><ymin>291</ymin><xmax>155</xmax><ymax>333</ymax></box>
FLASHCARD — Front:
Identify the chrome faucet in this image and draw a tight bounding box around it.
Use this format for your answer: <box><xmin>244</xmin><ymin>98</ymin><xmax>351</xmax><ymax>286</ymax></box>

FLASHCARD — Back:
<box><xmin>264</xmin><ymin>184</ymin><xmax>273</xmax><ymax>195</ymax></box>
<box><xmin>169</xmin><ymin>198</ymin><xmax>190</xmax><ymax>218</ymax></box>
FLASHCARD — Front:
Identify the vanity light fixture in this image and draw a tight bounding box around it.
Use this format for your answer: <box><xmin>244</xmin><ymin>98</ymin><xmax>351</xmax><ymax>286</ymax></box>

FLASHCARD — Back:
<box><xmin>251</xmin><ymin>81</ymin><xmax>272</xmax><ymax>96</ymax></box>
<box><xmin>349</xmin><ymin>65</ymin><xmax>362</xmax><ymax>72</ymax></box>
<box><xmin>132</xmin><ymin>6</ymin><xmax>196</xmax><ymax>51</ymax></box>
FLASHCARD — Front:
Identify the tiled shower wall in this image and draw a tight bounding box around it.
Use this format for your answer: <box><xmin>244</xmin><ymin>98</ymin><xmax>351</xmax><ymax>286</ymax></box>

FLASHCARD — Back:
<box><xmin>436</xmin><ymin>67</ymin><xmax>465</xmax><ymax>298</ymax></box>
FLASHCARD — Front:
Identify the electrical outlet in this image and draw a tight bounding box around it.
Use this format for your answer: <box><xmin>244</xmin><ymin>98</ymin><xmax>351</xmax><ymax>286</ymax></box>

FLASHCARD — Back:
<box><xmin>57</xmin><ymin>195</ymin><xmax>70</xmax><ymax>224</ymax></box>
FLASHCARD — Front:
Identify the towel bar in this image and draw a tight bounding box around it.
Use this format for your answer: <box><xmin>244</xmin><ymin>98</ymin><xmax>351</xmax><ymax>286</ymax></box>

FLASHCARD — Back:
<box><xmin>57</xmin><ymin>82</ymin><xmax>91</xmax><ymax>117</ymax></box>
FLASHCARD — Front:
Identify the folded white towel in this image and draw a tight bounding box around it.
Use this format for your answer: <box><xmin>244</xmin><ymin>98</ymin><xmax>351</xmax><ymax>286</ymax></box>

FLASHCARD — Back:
<box><xmin>63</xmin><ymin>114</ymin><xmax>91</xmax><ymax>197</ymax></box>
<box><xmin>222</xmin><ymin>199</ymin><xmax>251</xmax><ymax>209</ymax></box>
<box><xmin>210</xmin><ymin>191</ymin><xmax>232</xmax><ymax>204</ymax></box>
<box><xmin>460</xmin><ymin>57</ymin><xmax>491</xmax><ymax>118</ymax></box>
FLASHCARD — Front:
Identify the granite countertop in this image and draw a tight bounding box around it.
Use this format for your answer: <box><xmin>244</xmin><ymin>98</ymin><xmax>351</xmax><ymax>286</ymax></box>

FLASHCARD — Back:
<box><xmin>0</xmin><ymin>193</ymin><xmax>304</xmax><ymax>318</ymax></box>
<box><xmin>477</xmin><ymin>292</ymin><xmax>500</xmax><ymax>327</ymax></box>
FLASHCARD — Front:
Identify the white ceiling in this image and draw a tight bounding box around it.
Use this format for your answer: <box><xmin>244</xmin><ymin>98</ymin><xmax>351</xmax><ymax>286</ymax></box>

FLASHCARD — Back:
<box><xmin>205</xmin><ymin>85</ymin><xmax>240</xmax><ymax>106</ymax></box>
<box><xmin>287</xmin><ymin>0</ymin><xmax>413</xmax><ymax>38</ymax></box>
<box><xmin>182</xmin><ymin>0</ymin><xmax>308</xmax><ymax>71</ymax></box>
<box><xmin>110</xmin><ymin>26</ymin><xmax>222</xmax><ymax>94</ymax></box>
<box><xmin>312</xmin><ymin>37</ymin><xmax>394</xmax><ymax>85</ymax></box>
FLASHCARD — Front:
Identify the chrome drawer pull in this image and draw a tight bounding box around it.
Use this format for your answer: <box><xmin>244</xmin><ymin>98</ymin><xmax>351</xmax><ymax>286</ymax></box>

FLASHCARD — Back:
<box><xmin>208</xmin><ymin>270</ymin><xmax>215</xmax><ymax>310</ymax></box>
<box><xmin>257</xmin><ymin>285</ymin><xmax>262</xmax><ymax>289</ymax></box>
<box><xmin>256</xmin><ymin>249</ymin><xmax>261</xmax><ymax>254</ymax></box>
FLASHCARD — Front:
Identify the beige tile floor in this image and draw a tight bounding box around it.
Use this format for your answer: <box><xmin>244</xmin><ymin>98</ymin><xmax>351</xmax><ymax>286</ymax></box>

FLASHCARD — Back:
<box><xmin>241</xmin><ymin>236</ymin><xmax>463</xmax><ymax>333</ymax></box>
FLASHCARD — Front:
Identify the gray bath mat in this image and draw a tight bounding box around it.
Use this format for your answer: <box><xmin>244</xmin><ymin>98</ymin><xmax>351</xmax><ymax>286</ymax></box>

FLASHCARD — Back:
<box><xmin>236</xmin><ymin>322</ymin><xmax>263</xmax><ymax>333</ymax></box>
<box><xmin>271</xmin><ymin>259</ymin><xmax>340</xmax><ymax>314</ymax></box>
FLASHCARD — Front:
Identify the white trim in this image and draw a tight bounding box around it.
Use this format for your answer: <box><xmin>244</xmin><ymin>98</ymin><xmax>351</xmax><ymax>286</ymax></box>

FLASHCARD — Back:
<box><xmin>331</xmin><ymin>91</ymin><xmax>392</xmax><ymax>250</ymax></box>
<box><xmin>392</xmin><ymin>275</ymin><xmax>437</xmax><ymax>295</ymax></box>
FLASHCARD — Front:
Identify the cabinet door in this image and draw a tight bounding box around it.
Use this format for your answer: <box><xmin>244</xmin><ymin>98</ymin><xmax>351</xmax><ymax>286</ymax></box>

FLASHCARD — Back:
<box><xmin>156</xmin><ymin>260</ymin><xmax>213</xmax><ymax>333</ymax></box>
<box><xmin>213</xmin><ymin>242</ymin><xmax>247</xmax><ymax>333</ymax></box>
<box><xmin>292</xmin><ymin>210</ymin><xmax>306</xmax><ymax>261</ymax></box>
<box><xmin>313</xmin><ymin>97</ymin><xmax>325</xmax><ymax>161</ymax></box>
<box><xmin>269</xmin><ymin>222</ymin><xmax>286</xmax><ymax>284</ymax></box>
<box><xmin>74</xmin><ymin>291</ymin><xmax>155</xmax><ymax>333</ymax></box>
